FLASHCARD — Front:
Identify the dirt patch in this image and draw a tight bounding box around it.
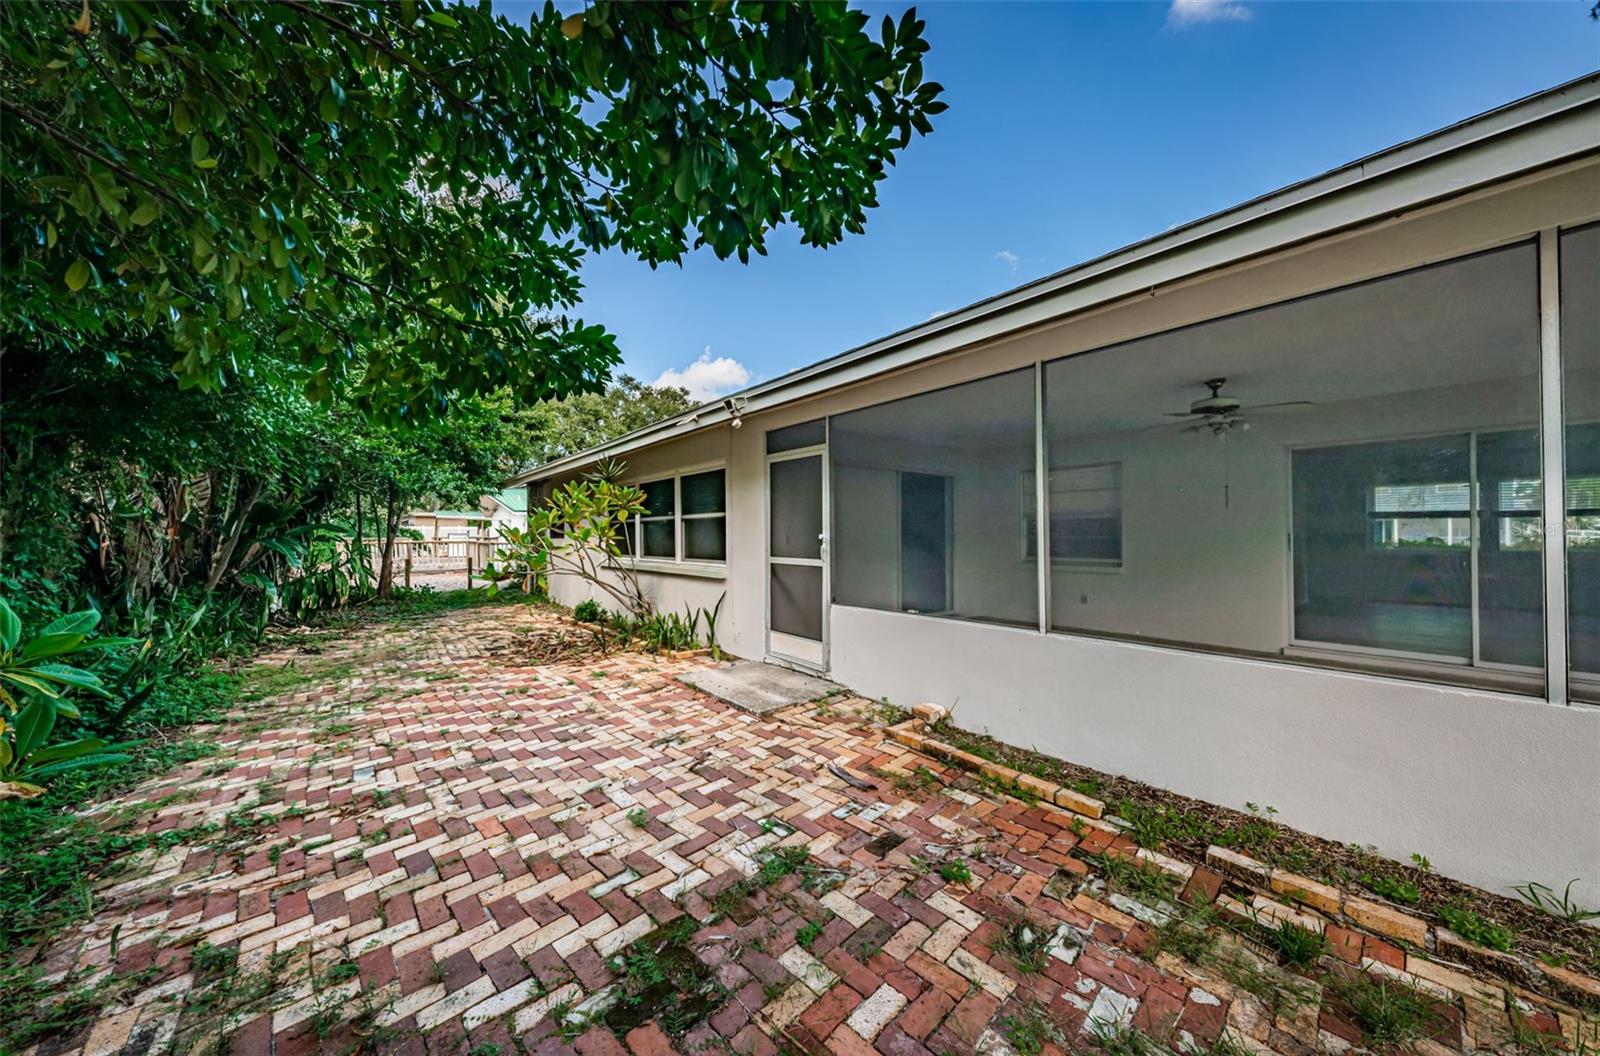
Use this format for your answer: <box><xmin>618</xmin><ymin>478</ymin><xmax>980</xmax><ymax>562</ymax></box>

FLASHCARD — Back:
<box><xmin>927</xmin><ymin>719</ymin><xmax>1599</xmax><ymax>978</ymax></box>
<box><xmin>863</xmin><ymin>831</ymin><xmax>907</xmax><ymax>858</ymax></box>
<box><xmin>603</xmin><ymin>920</ymin><xmax>727</xmax><ymax>1037</ymax></box>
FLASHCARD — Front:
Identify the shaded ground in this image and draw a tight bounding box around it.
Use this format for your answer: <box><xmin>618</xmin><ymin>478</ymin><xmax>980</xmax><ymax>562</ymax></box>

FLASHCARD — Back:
<box><xmin>8</xmin><ymin>601</ymin><xmax>1590</xmax><ymax>1056</ymax></box>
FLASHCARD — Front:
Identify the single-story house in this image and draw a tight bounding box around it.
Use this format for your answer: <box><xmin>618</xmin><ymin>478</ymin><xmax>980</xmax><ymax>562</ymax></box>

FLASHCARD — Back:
<box><xmin>508</xmin><ymin>74</ymin><xmax>1600</xmax><ymax>904</ymax></box>
<box><xmin>402</xmin><ymin>487</ymin><xmax>528</xmax><ymax>543</ymax></box>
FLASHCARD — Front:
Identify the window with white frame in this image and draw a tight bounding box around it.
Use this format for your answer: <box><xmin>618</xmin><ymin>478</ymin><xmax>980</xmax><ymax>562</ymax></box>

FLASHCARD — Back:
<box><xmin>1370</xmin><ymin>481</ymin><xmax>1472</xmax><ymax>549</ymax></box>
<box><xmin>1021</xmin><ymin>463</ymin><xmax>1123</xmax><ymax>567</ymax></box>
<box><xmin>622</xmin><ymin>469</ymin><xmax>726</xmax><ymax>563</ymax></box>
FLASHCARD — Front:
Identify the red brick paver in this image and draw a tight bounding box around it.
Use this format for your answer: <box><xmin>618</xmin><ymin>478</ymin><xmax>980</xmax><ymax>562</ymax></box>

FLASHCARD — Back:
<box><xmin>16</xmin><ymin>603</ymin><xmax>1548</xmax><ymax>1055</ymax></box>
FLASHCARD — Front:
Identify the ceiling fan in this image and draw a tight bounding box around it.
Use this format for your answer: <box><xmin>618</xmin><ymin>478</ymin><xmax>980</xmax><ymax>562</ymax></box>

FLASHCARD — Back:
<box><xmin>1160</xmin><ymin>377</ymin><xmax>1314</xmax><ymax>434</ymax></box>
<box><xmin>1149</xmin><ymin>379</ymin><xmax>1315</xmax><ymax>508</ymax></box>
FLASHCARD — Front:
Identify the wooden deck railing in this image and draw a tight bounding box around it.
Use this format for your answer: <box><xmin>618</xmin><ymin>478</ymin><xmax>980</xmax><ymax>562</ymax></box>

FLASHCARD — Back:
<box><xmin>362</xmin><ymin>539</ymin><xmax>499</xmax><ymax>587</ymax></box>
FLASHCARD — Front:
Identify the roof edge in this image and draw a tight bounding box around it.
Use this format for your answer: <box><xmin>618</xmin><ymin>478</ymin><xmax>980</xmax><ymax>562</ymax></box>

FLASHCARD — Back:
<box><xmin>508</xmin><ymin>70</ymin><xmax>1600</xmax><ymax>488</ymax></box>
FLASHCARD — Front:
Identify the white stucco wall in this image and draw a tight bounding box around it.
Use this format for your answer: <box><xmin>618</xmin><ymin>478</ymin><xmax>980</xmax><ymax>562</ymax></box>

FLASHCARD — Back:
<box><xmin>829</xmin><ymin>603</ymin><xmax>1600</xmax><ymax>905</ymax></box>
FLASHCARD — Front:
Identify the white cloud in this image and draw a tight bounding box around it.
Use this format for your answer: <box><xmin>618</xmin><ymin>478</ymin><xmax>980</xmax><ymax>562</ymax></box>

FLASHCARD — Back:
<box><xmin>653</xmin><ymin>347</ymin><xmax>751</xmax><ymax>401</ymax></box>
<box><xmin>995</xmin><ymin>249</ymin><xmax>1020</xmax><ymax>273</ymax></box>
<box><xmin>1166</xmin><ymin>0</ymin><xmax>1251</xmax><ymax>28</ymax></box>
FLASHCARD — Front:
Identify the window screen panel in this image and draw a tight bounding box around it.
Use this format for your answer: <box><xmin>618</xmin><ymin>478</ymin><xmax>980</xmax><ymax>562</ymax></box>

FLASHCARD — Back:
<box><xmin>831</xmin><ymin>368</ymin><xmax>1037</xmax><ymax>626</ymax></box>
<box><xmin>642</xmin><ymin>519</ymin><xmax>675</xmax><ymax>558</ymax></box>
<box><xmin>682</xmin><ymin>470</ymin><xmax>726</xmax><ymax>515</ymax></box>
<box><xmin>640</xmin><ymin>479</ymin><xmax>675</xmax><ymax>517</ymax></box>
<box><xmin>1043</xmin><ymin>240</ymin><xmax>1541</xmax><ymax>691</ymax></box>
<box><xmin>770</xmin><ymin>456</ymin><xmax>823</xmax><ymax>560</ymax></box>
<box><xmin>1562</xmin><ymin>224</ymin><xmax>1600</xmax><ymax>696</ymax></box>
<box><xmin>767</xmin><ymin>419</ymin><xmax>826</xmax><ymax>454</ymax></box>
<box><xmin>684</xmin><ymin>517</ymin><xmax>727</xmax><ymax>561</ymax></box>
<box><xmin>770</xmin><ymin>564</ymin><xmax>823</xmax><ymax>640</ymax></box>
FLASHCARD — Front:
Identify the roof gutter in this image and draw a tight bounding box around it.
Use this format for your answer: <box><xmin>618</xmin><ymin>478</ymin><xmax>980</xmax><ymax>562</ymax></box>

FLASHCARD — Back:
<box><xmin>508</xmin><ymin>71</ymin><xmax>1600</xmax><ymax>488</ymax></box>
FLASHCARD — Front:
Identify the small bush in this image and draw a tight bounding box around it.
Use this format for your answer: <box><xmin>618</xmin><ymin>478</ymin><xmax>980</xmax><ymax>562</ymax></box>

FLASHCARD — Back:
<box><xmin>573</xmin><ymin>599</ymin><xmax>603</xmax><ymax>623</ymax></box>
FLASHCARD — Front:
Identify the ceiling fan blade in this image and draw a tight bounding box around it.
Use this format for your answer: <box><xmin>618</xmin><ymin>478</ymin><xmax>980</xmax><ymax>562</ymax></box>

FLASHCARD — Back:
<box><xmin>1163</xmin><ymin>411</ymin><xmax>1196</xmax><ymax>418</ymax></box>
<box><xmin>1246</xmin><ymin>401</ymin><xmax>1315</xmax><ymax>413</ymax></box>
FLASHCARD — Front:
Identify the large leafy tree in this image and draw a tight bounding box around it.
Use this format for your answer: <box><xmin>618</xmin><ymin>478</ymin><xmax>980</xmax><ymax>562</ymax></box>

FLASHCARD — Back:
<box><xmin>517</xmin><ymin>374</ymin><xmax>695</xmax><ymax>467</ymax></box>
<box><xmin>1</xmin><ymin>0</ymin><xmax>945</xmax><ymax>416</ymax></box>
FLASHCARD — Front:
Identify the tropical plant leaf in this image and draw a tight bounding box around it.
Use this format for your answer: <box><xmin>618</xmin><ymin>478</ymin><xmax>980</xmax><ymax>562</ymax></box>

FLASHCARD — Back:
<box><xmin>9</xmin><ymin>698</ymin><xmax>56</xmax><ymax>761</ymax></box>
<box><xmin>0</xmin><ymin>597</ymin><xmax>20</xmax><ymax>651</ymax></box>
<box><xmin>39</xmin><ymin>609</ymin><xmax>101</xmax><ymax>637</ymax></box>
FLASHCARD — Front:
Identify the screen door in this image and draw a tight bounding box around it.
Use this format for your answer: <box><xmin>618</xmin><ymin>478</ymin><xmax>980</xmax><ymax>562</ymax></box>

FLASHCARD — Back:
<box><xmin>767</xmin><ymin>443</ymin><xmax>828</xmax><ymax>669</ymax></box>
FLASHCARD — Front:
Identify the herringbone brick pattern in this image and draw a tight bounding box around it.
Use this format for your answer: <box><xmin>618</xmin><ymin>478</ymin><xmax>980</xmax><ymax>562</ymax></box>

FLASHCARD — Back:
<box><xmin>20</xmin><ymin>603</ymin><xmax>1536</xmax><ymax>1055</ymax></box>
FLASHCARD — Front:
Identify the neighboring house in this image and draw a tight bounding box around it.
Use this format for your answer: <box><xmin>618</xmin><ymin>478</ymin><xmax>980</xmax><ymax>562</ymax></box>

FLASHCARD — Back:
<box><xmin>507</xmin><ymin>76</ymin><xmax>1600</xmax><ymax>903</ymax></box>
<box><xmin>402</xmin><ymin>488</ymin><xmax>528</xmax><ymax>543</ymax></box>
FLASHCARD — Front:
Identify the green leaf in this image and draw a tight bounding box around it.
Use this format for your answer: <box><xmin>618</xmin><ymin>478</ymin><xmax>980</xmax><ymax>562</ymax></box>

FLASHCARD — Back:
<box><xmin>18</xmin><ymin>634</ymin><xmax>87</xmax><ymax>661</ymax></box>
<box><xmin>0</xmin><ymin>671</ymin><xmax>62</xmax><ymax>699</ymax></box>
<box><xmin>65</xmin><ymin>258</ymin><xmax>91</xmax><ymax>291</ymax></box>
<box><xmin>27</xmin><ymin>663</ymin><xmax>108</xmax><ymax>695</ymax></box>
<box><xmin>0</xmin><ymin>598</ymin><xmax>20</xmax><ymax>651</ymax></box>
<box><xmin>25</xmin><ymin>752</ymin><xmax>133</xmax><ymax>779</ymax></box>
<box><xmin>10</xmin><ymin>698</ymin><xmax>56</xmax><ymax>761</ymax></box>
<box><xmin>40</xmin><ymin>610</ymin><xmax>100</xmax><ymax>637</ymax></box>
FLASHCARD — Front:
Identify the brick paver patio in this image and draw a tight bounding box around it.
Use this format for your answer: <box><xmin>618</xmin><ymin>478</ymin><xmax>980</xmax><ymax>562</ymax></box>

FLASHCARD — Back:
<box><xmin>19</xmin><ymin>602</ymin><xmax>1578</xmax><ymax>1055</ymax></box>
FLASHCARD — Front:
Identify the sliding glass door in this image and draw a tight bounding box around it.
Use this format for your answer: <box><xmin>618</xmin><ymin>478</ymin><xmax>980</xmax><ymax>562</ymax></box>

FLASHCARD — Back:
<box><xmin>1290</xmin><ymin>429</ymin><xmax>1543</xmax><ymax>669</ymax></box>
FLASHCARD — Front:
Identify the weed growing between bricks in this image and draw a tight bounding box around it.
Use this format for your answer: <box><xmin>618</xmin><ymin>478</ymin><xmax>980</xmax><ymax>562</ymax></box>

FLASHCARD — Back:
<box><xmin>1323</xmin><ymin>966</ymin><xmax>1446</xmax><ymax>1050</ymax></box>
<box><xmin>924</xmin><ymin>716</ymin><xmax>1600</xmax><ymax>976</ymax></box>
<box><xmin>999</xmin><ymin>998</ymin><xmax>1063</xmax><ymax>1056</ymax></box>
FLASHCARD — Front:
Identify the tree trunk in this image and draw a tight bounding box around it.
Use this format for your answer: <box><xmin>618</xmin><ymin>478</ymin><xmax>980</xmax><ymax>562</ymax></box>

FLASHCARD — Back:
<box><xmin>205</xmin><ymin>478</ymin><xmax>263</xmax><ymax>593</ymax></box>
<box><xmin>377</xmin><ymin>484</ymin><xmax>401</xmax><ymax>598</ymax></box>
<box><xmin>353</xmin><ymin>491</ymin><xmax>366</xmax><ymax>588</ymax></box>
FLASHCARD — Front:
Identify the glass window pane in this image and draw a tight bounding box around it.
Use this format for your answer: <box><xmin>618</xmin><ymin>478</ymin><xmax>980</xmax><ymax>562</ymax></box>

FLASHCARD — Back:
<box><xmin>1043</xmin><ymin>242</ymin><xmax>1541</xmax><ymax>691</ymax></box>
<box><xmin>768</xmin><ymin>419</ymin><xmax>826</xmax><ymax>453</ymax></box>
<box><xmin>1476</xmin><ymin>429</ymin><xmax>1543</xmax><ymax>667</ymax></box>
<box><xmin>1292</xmin><ymin>436</ymin><xmax>1472</xmax><ymax>658</ymax></box>
<box><xmin>681</xmin><ymin>469</ymin><xmax>726</xmax><ymax>515</ymax></box>
<box><xmin>643</xmin><ymin>519</ymin><xmax>675</xmax><ymax>558</ymax></box>
<box><xmin>832</xmin><ymin>368</ymin><xmax>1038</xmax><ymax>627</ymax></box>
<box><xmin>900</xmin><ymin>473</ymin><xmax>950</xmax><ymax>613</ymax></box>
<box><xmin>770</xmin><ymin>456</ymin><xmax>822</xmax><ymax>559</ymax></box>
<box><xmin>684</xmin><ymin>517</ymin><xmax>726</xmax><ymax>561</ymax></box>
<box><xmin>770</xmin><ymin>564</ymin><xmax>823</xmax><ymax>640</ymax></box>
<box><xmin>1026</xmin><ymin>464</ymin><xmax>1123</xmax><ymax>565</ymax></box>
<box><xmin>1562</xmin><ymin>223</ymin><xmax>1600</xmax><ymax>699</ymax></box>
<box><xmin>618</xmin><ymin>519</ymin><xmax>636</xmax><ymax>556</ymax></box>
<box><xmin>640</xmin><ymin>479</ymin><xmax>675</xmax><ymax>517</ymax></box>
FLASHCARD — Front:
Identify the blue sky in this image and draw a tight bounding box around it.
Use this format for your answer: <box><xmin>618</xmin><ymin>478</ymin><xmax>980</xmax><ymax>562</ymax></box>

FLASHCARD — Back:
<box><xmin>510</xmin><ymin>2</ymin><xmax>1600</xmax><ymax>399</ymax></box>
